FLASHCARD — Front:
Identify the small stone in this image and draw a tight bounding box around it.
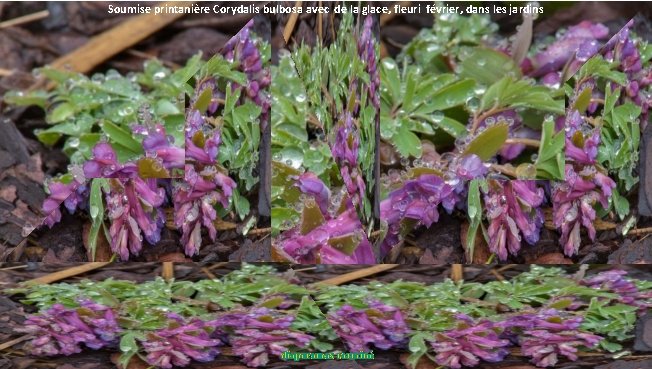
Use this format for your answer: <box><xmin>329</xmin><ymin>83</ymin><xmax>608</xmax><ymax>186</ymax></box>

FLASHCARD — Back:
<box><xmin>634</xmin><ymin>312</ymin><xmax>652</xmax><ymax>352</ymax></box>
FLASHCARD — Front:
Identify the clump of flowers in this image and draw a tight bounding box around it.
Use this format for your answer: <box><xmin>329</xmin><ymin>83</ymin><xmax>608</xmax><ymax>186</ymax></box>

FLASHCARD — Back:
<box><xmin>274</xmin><ymin>173</ymin><xmax>375</xmax><ymax>264</ymax></box>
<box><xmin>16</xmin><ymin>300</ymin><xmax>120</xmax><ymax>356</ymax></box>
<box><xmin>11</xmin><ymin>265</ymin><xmax>650</xmax><ymax>368</ymax></box>
<box><xmin>429</xmin><ymin>315</ymin><xmax>510</xmax><ymax>369</ymax></box>
<box><xmin>140</xmin><ymin>314</ymin><xmax>222</xmax><ymax>369</ymax></box>
<box><xmin>484</xmin><ymin>180</ymin><xmax>545</xmax><ymax>261</ymax></box>
<box><xmin>327</xmin><ymin>301</ymin><xmax>410</xmax><ymax>352</ymax></box>
<box><xmin>33</xmin><ymin>24</ymin><xmax>268</xmax><ymax>261</ymax></box>
<box><xmin>581</xmin><ymin>269</ymin><xmax>652</xmax><ymax>313</ymax></box>
<box><xmin>213</xmin><ymin>308</ymin><xmax>314</xmax><ymax>367</ymax></box>
<box><xmin>272</xmin><ymin>14</ymin><xmax>378</xmax><ymax>263</ymax></box>
<box><xmin>502</xmin><ymin>309</ymin><xmax>602</xmax><ymax>367</ymax></box>
<box><xmin>173</xmin><ymin>81</ymin><xmax>237</xmax><ymax>256</ymax></box>
<box><xmin>553</xmin><ymin>109</ymin><xmax>615</xmax><ymax>256</ymax></box>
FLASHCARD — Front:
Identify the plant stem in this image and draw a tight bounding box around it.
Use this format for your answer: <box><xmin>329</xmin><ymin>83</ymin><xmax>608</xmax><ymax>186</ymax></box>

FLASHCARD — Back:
<box><xmin>505</xmin><ymin>138</ymin><xmax>541</xmax><ymax>147</ymax></box>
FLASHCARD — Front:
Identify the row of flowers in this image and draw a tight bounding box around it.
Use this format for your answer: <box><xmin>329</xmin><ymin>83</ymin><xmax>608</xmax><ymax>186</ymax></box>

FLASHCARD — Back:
<box><xmin>13</xmin><ymin>267</ymin><xmax>652</xmax><ymax>368</ymax></box>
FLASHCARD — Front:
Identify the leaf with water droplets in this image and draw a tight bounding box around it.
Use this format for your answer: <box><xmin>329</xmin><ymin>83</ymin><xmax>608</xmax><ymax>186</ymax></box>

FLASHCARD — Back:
<box><xmin>460</xmin><ymin>48</ymin><xmax>521</xmax><ymax>86</ymax></box>
<box><xmin>137</xmin><ymin>157</ymin><xmax>170</xmax><ymax>178</ymax></box>
<box><xmin>301</xmin><ymin>199</ymin><xmax>325</xmax><ymax>235</ymax></box>
<box><xmin>101</xmin><ymin>121</ymin><xmax>143</xmax><ymax>158</ymax></box>
<box><xmin>463</xmin><ymin>123</ymin><xmax>508</xmax><ymax>161</ymax></box>
<box><xmin>194</xmin><ymin>86</ymin><xmax>213</xmax><ymax>112</ymax></box>
<box><xmin>87</xmin><ymin>178</ymin><xmax>107</xmax><ymax>261</ymax></box>
<box><xmin>327</xmin><ymin>234</ymin><xmax>359</xmax><ymax>255</ymax></box>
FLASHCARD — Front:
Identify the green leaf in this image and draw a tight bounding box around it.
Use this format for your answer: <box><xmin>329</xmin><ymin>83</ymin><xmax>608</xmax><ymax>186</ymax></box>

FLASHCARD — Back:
<box><xmin>35</xmin><ymin>130</ymin><xmax>62</xmax><ymax>146</ymax></box>
<box><xmin>100</xmin><ymin>121</ymin><xmax>143</xmax><ymax>157</ymax></box>
<box><xmin>393</xmin><ymin>123</ymin><xmax>423</xmax><ymax>158</ymax></box>
<box><xmin>481</xmin><ymin>76</ymin><xmax>564</xmax><ymax>113</ymax></box>
<box><xmin>423</xmin><ymin>79</ymin><xmax>476</xmax><ymax>112</ymax></box>
<box><xmin>460</xmin><ymin>48</ymin><xmax>521</xmax><ymax>85</ymax></box>
<box><xmin>88</xmin><ymin>179</ymin><xmax>107</xmax><ymax>261</ymax></box>
<box><xmin>48</xmin><ymin>102</ymin><xmax>75</xmax><ymax>124</ymax></box>
<box><xmin>466</xmin><ymin>180</ymin><xmax>483</xmax><ymax>261</ymax></box>
<box><xmin>535</xmin><ymin>119</ymin><xmax>565</xmax><ymax>179</ymax></box>
<box><xmin>463</xmin><ymin>123</ymin><xmax>508</xmax><ymax>161</ymax></box>
<box><xmin>611</xmin><ymin>189</ymin><xmax>630</xmax><ymax>220</ymax></box>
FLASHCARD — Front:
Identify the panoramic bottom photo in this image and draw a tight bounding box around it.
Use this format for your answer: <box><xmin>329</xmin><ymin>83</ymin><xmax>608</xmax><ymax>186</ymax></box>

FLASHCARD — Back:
<box><xmin>0</xmin><ymin>263</ymin><xmax>650</xmax><ymax>369</ymax></box>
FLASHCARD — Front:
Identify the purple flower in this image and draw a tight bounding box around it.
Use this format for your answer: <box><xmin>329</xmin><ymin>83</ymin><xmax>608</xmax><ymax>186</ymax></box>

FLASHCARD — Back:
<box><xmin>552</xmin><ymin>165</ymin><xmax>615</xmax><ymax>256</ymax></box>
<box><xmin>484</xmin><ymin>180</ymin><xmax>545</xmax><ymax>261</ymax></box>
<box><xmin>106</xmin><ymin>177</ymin><xmax>165</xmax><ymax>260</ymax></box>
<box><xmin>357</xmin><ymin>16</ymin><xmax>379</xmax><ymax>110</ymax></box>
<box><xmin>295</xmin><ymin>172</ymin><xmax>331</xmax><ymax>214</ymax></box>
<box><xmin>134</xmin><ymin>123</ymin><xmax>184</xmax><ymax>172</ymax></box>
<box><xmin>141</xmin><ymin>316</ymin><xmax>222</xmax><ymax>369</ymax></box>
<box><xmin>565</xmin><ymin>110</ymin><xmax>600</xmax><ymax>165</ymax></box>
<box><xmin>581</xmin><ymin>269</ymin><xmax>652</xmax><ymax>312</ymax></box>
<box><xmin>213</xmin><ymin>308</ymin><xmax>313</xmax><ymax>367</ymax></box>
<box><xmin>16</xmin><ymin>301</ymin><xmax>120</xmax><ymax>356</ymax></box>
<box><xmin>331</xmin><ymin>112</ymin><xmax>365</xmax><ymax>205</ymax></box>
<box><xmin>42</xmin><ymin>173</ymin><xmax>87</xmax><ymax>227</ymax></box>
<box><xmin>222</xmin><ymin>19</ymin><xmax>271</xmax><ymax>122</ymax></box>
<box><xmin>83</xmin><ymin>142</ymin><xmax>138</xmax><ymax>178</ymax></box>
<box><xmin>275</xmin><ymin>171</ymin><xmax>375</xmax><ymax>264</ymax></box>
<box><xmin>450</xmin><ymin>154</ymin><xmax>488</xmax><ymax>181</ymax></box>
<box><xmin>430</xmin><ymin>315</ymin><xmax>510</xmax><ymax>369</ymax></box>
<box><xmin>521</xmin><ymin>330</ymin><xmax>602</xmax><ymax>367</ymax></box>
<box><xmin>498</xmin><ymin>309</ymin><xmax>602</xmax><ymax>367</ymax></box>
<box><xmin>529</xmin><ymin>21</ymin><xmax>608</xmax><ymax>78</ymax></box>
<box><xmin>173</xmin><ymin>74</ymin><xmax>238</xmax><ymax>256</ymax></box>
<box><xmin>275</xmin><ymin>206</ymin><xmax>376</xmax><ymax>264</ymax></box>
<box><xmin>327</xmin><ymin>301</ymin><xmax>410</xmax><ymax>352</ymax></box>
<box><xmin>380</xmin><ymin>174</ymin><xmax>460</xmax><ymax>256</ymax></box>
<box><xmin>173</xmin><ymin>164</ymin><xmax>236</xmax><ymax>256</ymax></box>
<box><xmin>185</xmin><ymin>121</ymin><xmax>222</xmax><ymax>166</ymax></box>
<box><xmin>601</xmin><ymin>19</ymin><xmax>651</xmax><ymax>126</ymax></box>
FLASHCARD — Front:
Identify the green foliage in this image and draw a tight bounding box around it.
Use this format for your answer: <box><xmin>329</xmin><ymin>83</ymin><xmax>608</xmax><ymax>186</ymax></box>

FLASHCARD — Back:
<box><xmin>5</xmin><ymin>60</ymin><xmax>189</xmax><ymax>164</ymax></box>
<box><xmin>535</xmin><ymin>117</ymin><xmax>566</xmax><ymax>179</ymax></box>
<box><xmin>271</xmin><ymin>12</ymin><xmax>376</xmax><ymax>233</ymax></box>
<box><xmin>7</xmin><ymin>264</ymin><xmax>648</xmax><ymax>368</ymax></box>
<box><xmin>380</xmin><ymin>59</ymin><xmax>469</xmax><ymax>157</ymax></box>
<box><xmin>399</xmin><ymin>13</ymin><xmax>498</xmax><ymax>72</ymax></box>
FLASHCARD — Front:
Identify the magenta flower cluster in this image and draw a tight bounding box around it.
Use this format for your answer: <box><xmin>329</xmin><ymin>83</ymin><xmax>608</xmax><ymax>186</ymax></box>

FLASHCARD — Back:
<box><xmin>430</xmin><ymin>314</ymin><xmax>510</xmax><ymax>369</ymax></box>
<box><xmin>581</xmin><ymin>269</ymin><xmax>652</xmax><ymax>313</ymax></box>
<box><xmin>274</xmin><ymin>173</ymin><xmax>375</xmax><ymax>263</ymax></box>
<box><xmin>484</xmin><ymin>180</ymin><xmax>545</xmax><ymax>261</ymax></box>
<box><xmin>140</xmin><ymin>314</ymin><xmax>222</xmax><ymax>369</ymax></box>
<box><xmin>553</xmin><ymin>110</ymin><xmax>615</xmax><ymax>256</ymax></box>
<box><xmin>327</xmin><ymin>301</ymin><xmax>410</xmax><ymax>352</ymax></box>
<box><xmin>501</xmin><ymin>309</ymin><xmax>602</xmax><ymax>367</ymax></box>
<box><xmin>212</xmin><ymin>307</ymin><xmax>314</xmax><ymax>367</ymax></box>
<box><xmin>16</xmin><ymin>301</ymin><xmax>120</xmax><ymax>356</ymax></box>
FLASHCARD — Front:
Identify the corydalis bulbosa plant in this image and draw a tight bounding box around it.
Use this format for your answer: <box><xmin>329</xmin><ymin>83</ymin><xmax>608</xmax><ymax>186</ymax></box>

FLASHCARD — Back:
<box><xmin>35</xmin><ymin>22</ymin><xmax>270</xmax><ymax>260</ymax></box>
<box><xmin>10</xmin><ymin>265</ymin><xmax>652</xmax><ymax>368</ymax></box>
<box><xmin>271</xmin><ymin>14</ymin><xmax>379</xmax><ymax>263</ymax></box>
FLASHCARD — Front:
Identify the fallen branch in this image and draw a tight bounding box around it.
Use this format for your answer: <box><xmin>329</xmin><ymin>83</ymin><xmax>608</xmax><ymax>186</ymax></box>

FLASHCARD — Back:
<box><xmin>314</xmin><ymin>264</ymin><xmax>397</xmax><ymax>286</ymax></box>
<box><xmin>24</xmin><ymin>262</ymin><xmax>111</xmax><ymax>285</ymax></box>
